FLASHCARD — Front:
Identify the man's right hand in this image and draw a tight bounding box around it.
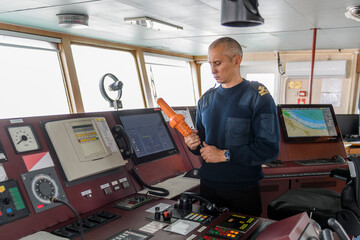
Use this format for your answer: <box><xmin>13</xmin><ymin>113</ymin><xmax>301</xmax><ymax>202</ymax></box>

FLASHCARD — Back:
<box><xmin>184</xmin><ymin>130</ymin><xmax>201</xmax><ymax>150</ymax></box>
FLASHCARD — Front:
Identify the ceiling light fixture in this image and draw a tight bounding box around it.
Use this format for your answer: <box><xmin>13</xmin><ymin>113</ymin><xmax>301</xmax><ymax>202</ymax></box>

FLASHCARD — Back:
<box><xmin>345</xmin><ymin>5</ymin><xmax>360</xmax><ymax>22</ymax></box>
<box><xmin>124</xmin><ymin>17</ymin><xmax>183</xmax><ymax>31</ymax></box>
<box><xmin>57</xmin><ymin>13</ymin><xmax>89</xmax><ymax>28</ymax></box>
<box><xmin>221</xmin><ymin>0</ymin><xmax>264</xmax><ymax>27</ymax></box>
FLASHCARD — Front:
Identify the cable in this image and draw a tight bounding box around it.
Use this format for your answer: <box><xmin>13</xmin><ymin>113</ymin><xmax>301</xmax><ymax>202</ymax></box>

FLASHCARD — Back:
<box><xmin>130</xmin><ymin>169</ymin><xmax>169</xmax><ymax>197</ymax></box>
<box><xmin>51</xmin><ymin>197</ymin><xmax>84</xmax><ymax>240</ymax></box>
<box><xmin>275</xmin><ymin>51</ymin><xmax>285</xmax><ymax>75</ymax></box>
<box><xmin>149</xmin><ymin>65</ymin><xmax>158</xmax><ymax>103</ymax></box>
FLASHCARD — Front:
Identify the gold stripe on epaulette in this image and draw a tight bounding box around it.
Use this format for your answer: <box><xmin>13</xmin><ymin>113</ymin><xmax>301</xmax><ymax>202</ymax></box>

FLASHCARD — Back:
<box><xmin>258</xmin><ymin>86</ymin><xmax>269</xmax><ymax>96</ymax></box>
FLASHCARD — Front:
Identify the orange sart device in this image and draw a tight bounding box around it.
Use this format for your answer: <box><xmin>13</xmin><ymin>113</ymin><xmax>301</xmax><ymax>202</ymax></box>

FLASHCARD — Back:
<box><xmin>157</xmin><ymin>98</ymin><xmax>193</xmax><ymax>137</ymax></box>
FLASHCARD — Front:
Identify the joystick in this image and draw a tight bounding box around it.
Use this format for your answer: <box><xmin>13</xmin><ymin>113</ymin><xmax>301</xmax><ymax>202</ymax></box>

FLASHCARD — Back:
<box><xmin>154</xmin><ymin>207</ymin><xmax>161</xmax><ymax>220</ymax></box>
<box><xmin>162</xmin><ymin>211</ymin><xmax>172</xmax><ymax>221</ymax></box>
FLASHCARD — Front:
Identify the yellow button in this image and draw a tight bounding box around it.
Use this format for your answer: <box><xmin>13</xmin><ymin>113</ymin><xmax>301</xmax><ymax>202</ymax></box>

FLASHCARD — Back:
<box><xmin>0</xmin><ymin>186</ymin><xmax>5</xmax><ymax>193</ymax></box>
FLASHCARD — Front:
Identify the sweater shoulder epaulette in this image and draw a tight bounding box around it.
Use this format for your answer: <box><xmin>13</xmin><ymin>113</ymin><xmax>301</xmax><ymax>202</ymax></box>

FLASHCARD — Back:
<box><xmin>249</xmin><ymin>81</ymin><xmax>270</xmax><ymax>97</ymax></box>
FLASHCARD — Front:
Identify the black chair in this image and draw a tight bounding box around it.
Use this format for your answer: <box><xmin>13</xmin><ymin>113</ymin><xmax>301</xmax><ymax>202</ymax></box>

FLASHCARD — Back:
<box><xmin>267</xmin><ymin>156</ymin><xmax>360</xmax><ymax>236</ymax></box>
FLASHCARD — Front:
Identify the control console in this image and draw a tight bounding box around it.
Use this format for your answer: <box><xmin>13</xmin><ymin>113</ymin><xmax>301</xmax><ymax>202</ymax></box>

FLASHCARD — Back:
<box><xmin>107</xmin><ymin>229</ymin><xmax>152</xmax><ymax>240</ymax></box>
<box><xmin>0</xmin><ymin>179</ymin><xmax>29</xmax><ymax>225</ymax></box>
<box><xmin>52</xmin><ymin>210</ymin><xmax>120</xmax><ymax>239</ymax></box>
<box><xmin>21</xmin><ymin>167</ymin><xmax>67</xmax><ymax>213</ymax></box>
<box><xmin>114</xmin><ymin>195</ymin><xmax>153</xmax><ymax>210</ymax></box>
<box><xmin>199</xmin><ymin>213</ymin><xmax>258</xmax><ymax>240</ymax></box>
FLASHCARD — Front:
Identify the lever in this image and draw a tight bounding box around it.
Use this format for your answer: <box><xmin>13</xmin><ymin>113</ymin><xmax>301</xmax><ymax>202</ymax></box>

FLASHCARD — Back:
<box><xmin>327</xmin><ymin>218</ymin><xmax>350</xmax><ymax>240</ymax></box>
<box><xmin>319</xmin><ymin>228</ymin><xmax>334</xmax><ymax>240</ymax></box>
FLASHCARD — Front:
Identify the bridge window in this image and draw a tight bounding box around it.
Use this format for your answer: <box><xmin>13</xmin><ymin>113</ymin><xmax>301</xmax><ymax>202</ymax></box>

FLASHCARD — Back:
<box><xmin>200</xmin><ymin>63</ymin><xmax>219</xmax><ymax>95</ymax></box>
<box><xmin>71</xmin><ymin>44</ymin><xmax>144</xmax><ymax>112</ymax></box>
<box><xmin>200</xmin><ymin>63</ymin><xmax>277</xmax><ymax>102</ymax></box>
<box><xmin>0</xmin><ymin>31</ymin><xmax>68</xmax><ymax>118</ymax></box>
<box><xmin>144</xmin><ymin>54</ymin><xmax>196</xmax><ymax>107</ymax></box>
<box><xmin>241</xmin><ymin>61</ymin><xmax>279</xmax><ymax>103</ymax></box>
<box><xmin>246</xmin><ymin>73</ymin><xmax>276</xmax><ymax>97</ymax></box>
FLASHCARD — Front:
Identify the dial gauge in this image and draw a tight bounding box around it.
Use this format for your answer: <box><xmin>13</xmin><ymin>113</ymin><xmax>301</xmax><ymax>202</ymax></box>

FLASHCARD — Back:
<box><xmin>31</xmin><ymin>174</ymin><xmax>59</xmax><ymax>204</ymax></box>
<box><xmin>21</xmin><ymin>167</ymin><xmax>68</xmax><ymax>213</ymax></box>
<box><xmin>7</xmin><ymin>124</ymin><xmax>41</xmax><ymax>153</ymax></box>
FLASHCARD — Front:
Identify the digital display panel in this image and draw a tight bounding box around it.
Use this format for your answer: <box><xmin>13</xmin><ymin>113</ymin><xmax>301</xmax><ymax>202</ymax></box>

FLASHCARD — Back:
<box><xmin>217</xmin><ymin>214</ymin><xmax>258</xmax><ymax>233</ymax></box>
<box><xmin>71</xmin><ymin>122</ymin><xmax>106</xmax><ymax>158</ymax></box>
<box><xmin>44</xmin><ymin>117</ymin><xmax>125</xmax><ymax>182</ymax></box>
<box><xmin>278</xmin><ymin>104</ymin><xmax>341</xmax><ymax>143</ymax></box>
<box><xmin>114</xmin><ymin>109</ymin><xmax>179</xmax><ymax>165</ymax></box>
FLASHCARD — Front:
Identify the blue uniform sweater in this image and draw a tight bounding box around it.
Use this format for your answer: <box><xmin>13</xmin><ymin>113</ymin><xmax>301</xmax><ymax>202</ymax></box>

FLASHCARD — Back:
<box><xmin>194</xmin><ymin>79</ymin><xmax>280</xmax><ymax>190</ymax></box>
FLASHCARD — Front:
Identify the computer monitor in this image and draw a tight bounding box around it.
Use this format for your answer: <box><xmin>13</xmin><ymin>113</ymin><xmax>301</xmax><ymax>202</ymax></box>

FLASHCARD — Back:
<box><xmin>335</xmin><ymin>114</ymin><xmax>359</xmax><ymax>138</ymax></box>
<box><xmin>113</xmin><ymin>109</ymin><xmax>179</xmax><ymax>165</ymax></box>
<box><xmin>188</xmin><ymin>106</ymin><xmax>197</xmax><ymax>127</ymax></box>
<box><xmin>278</xmin><ymin>104</ymin><xmax>341</xmax><ymax>143</ymax></box>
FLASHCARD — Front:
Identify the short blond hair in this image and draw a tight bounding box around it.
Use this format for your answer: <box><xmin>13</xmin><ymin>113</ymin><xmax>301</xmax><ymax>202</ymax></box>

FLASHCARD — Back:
<box><xmin>209</xmin><ymin>37</ymin><xmax>243</xmax><ymax>60</ymax></box>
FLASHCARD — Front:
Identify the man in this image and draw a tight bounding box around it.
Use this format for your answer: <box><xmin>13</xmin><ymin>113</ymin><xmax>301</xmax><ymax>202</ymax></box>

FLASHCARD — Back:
<box><xmin>185</xmin><ymin>37</ymin><xmax>280</xmax><ymax>216</ymax></box>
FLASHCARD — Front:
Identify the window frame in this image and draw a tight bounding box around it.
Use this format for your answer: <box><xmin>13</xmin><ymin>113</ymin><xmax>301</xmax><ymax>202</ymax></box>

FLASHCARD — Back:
<box><xmin>0</xmin><ymin>31</ymin><xmax>71</xmax><ymax>118</ymax></box>
<box><xmin>143</xmin><ymin>52</ymin><xmax>197</xmax><ymax>107</ymax></box>
<box><xmin>69</xmin><ymin>42</ymin><xmax>146</xmax><ymax>112</ymax></box>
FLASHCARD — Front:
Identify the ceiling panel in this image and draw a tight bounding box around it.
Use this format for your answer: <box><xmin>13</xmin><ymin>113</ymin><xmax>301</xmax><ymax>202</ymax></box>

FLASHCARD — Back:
<box><xmin>321</xmin><ymin>28</ymin><xmax>360</xmax><ymax>49</ymax></box>
<box><xmin>0</xmin><ymin>0</ymin><xmax>359</xmax><ymax>55</ymax></box>
<box><xmin>0</xmin><ymin>0</ymin><xmax>98</xmax><ymax>12</ymax></box>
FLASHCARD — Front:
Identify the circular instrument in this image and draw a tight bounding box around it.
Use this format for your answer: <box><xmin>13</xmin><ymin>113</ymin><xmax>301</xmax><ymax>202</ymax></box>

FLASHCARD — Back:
<box><xmin>21</xmin><ymin>167</ymin><xmax>68</xmax><ymax>213</ymax></box>
<box><xmin>31</xmin><ymin>173</ymin><xmax>59</xmax><ymax>204</ymax></box>
<box><xmin>7</xmin><ymin>124</ymin><xmax>41</xmax><ymax>153</ymax></box>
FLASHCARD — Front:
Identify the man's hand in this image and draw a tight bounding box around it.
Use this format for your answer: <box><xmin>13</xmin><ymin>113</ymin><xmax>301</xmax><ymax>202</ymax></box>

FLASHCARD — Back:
<box><xmin>200</xmin><ymin>142</ymin><xmax>226</xmax><ymax>163</ymax></box>
<box><xmin>184</xmin><ymin>130</ymin><xmax>201</xmax><ymax>150</ymax></box>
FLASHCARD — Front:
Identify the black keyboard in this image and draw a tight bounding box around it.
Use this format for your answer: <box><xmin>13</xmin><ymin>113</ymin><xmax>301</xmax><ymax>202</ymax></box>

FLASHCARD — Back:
<box><xmin>295</xmin><ymin>158</ymin><xmax>345</xmax><ymax>166</ymax></box>
<box><xmin>107</xmin><ymin>229</ymin><xmax>152</xmax><ymax>240</ymax></box>
<box><xmin>344</xmin><ymin>138</ymin><xmax>360</xmax><ymax>142</ymax></box>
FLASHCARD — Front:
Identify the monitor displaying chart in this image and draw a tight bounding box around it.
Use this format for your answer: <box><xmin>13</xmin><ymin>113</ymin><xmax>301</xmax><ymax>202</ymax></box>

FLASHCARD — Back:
<box><xmin>278</xmin><ymin>104</ymin><xmax>341</xmax><ymax>143</ymax></box>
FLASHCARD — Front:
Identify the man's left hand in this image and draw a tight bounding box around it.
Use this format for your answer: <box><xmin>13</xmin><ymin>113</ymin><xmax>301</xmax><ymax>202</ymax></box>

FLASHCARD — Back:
<box><xmin>200</xmin><ymin>142</ymin><xmax>227</xmax><ymax>163</ymax></box>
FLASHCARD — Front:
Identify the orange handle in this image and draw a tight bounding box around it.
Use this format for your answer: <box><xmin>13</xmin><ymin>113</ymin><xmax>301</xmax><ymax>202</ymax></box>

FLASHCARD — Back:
<box><xmin>157</xmin><ymin>98</ymin><xmax>177</xmax><ymax>119</ymax></box>
<box><xmin>157</xmin><ymin>98</ymin><xmax>193</xmax><ymax>137</ymax></box>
